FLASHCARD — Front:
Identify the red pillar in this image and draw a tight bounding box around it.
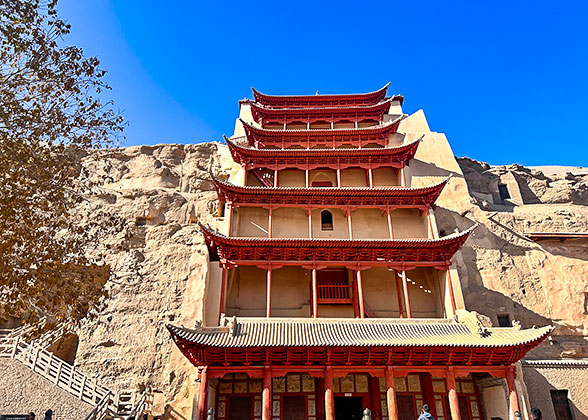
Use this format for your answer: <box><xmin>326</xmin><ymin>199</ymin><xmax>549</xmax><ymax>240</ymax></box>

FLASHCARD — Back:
<box><xmin>385</xmin><ymin>367</ymin><xmax>399</xmax><ymax>420</ymax></box>
<box><xmin>401</xmin><ymin>270</ymin><xmax>412</xmax><ymax>318</ymax></box>
<box><xmin>226</xmin><ymin>203</ymin><xmax>233</xmax><ymax>236</ymax></box>
<box><xmin>347</xmin><ymin>210</ymin><xmax>353</xmax><ymax>239</ymax></box>
<box><xmin>506</xmin><ymin>367</ymin><xmax>521</xmax><ymax>420</ymax></box>
<box><xmin>446</xmin><ymin>269</ymin><xmax>457</xmax><ymax>316</ymax></box>
<box><xmin>356</xmin><ymin>271</ymin><xmax>365</xmax><ymax>318</ymax></box>
<box><xmin>218</xmin><ymin>268</ymin><xmax>227</xmax><ymax>324</ymax></box>
<box><xmin>262</xmin><ymin>367</ymin><xmax>272</xmax><ymax>420</ymax></box>
<box><xmin>312</xmin><ymin>268</ymin><xmax>318</xmax><ymax>318</ymax></box>
<box><xmin>197</xmin><ymin>367</ymin><xmax>208</xmax><ymax>420</ymax></box>
<box><xmin>336</xmin><ymin>168</ymin><xmax>341</xmax><ymax>187</ymax></box>
<box><xmin>266</xmin><ymin>269</ymin><xmax>272</xmax><ymax>317</ymax></box>
<box><xmin>268</xmin><ymin>207</ymin><xmax>273</xmax><ymax>238</ymax></box>
<box><xmin>369</xmin><ymin>375</ymin><xmax>382</xmax><ymax>420</ymax></box>
<box><xmin>317</xmin><ymin>377</ymin><xmax>326</xmax><ymax>420</ymax></box>
<box><xmin>325</xmin><ymin>367</ymin><xmax>335</xmax><ymax>420</ymax></box>
<box><xmin>395</xmin><ymin>271</ymin><xmax>404</xmax><ymax>318</ymax></box>
<box><xmin>446</xmin><ymin>368</ymin><xmax>461</xmax><ymax>420</ymax></box>
<box><xmin>368</xmin><ymin>168</ymin><xmax>374</xmax><ymax>188</ymax></box>
<box><xmin>419</xmin><ymin>373</ymin><xmax>437</xmax><ymax>418</ymax></box>
<box><xmin>387</xmin><ymin>210</ymin><xmax>394</xmax><ymax>239</ymax></box>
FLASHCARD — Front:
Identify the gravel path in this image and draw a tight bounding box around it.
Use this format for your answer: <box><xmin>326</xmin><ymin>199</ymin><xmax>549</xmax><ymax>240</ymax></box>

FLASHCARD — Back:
<box><xmin>0</xmin><ymin>358</ymin><xmax>93</xmax><ymax>419</ymax></box>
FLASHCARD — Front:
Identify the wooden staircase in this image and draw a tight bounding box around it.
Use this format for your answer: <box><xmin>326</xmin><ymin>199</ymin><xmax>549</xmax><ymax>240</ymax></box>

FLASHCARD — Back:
<box><xmin>0</xmin><ymin>324</ymin><xmax>152</xmax><ymax>420</ymax></box>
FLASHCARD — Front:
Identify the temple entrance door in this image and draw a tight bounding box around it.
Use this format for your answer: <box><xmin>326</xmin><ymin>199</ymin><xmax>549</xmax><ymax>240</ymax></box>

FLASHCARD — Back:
<box><xmin>284</xmin><ymin>396</ymin><xmax>306</xmax><ymax>420</ymax></box>
<box><xmin>458</xmin><ymin>396</ymin><xmax>472</xmax><ymax>420</ymax></box>
<box><xmin>335</xmin><ymin>396</ymin><xmax>363</xmax><ymax>420</ymax></box>
<box><xmin>397</xmin><ymin>395</ymin><xmax>416</xmax><ymax>420</ymax></box>
<box><xmin>228</xmin><ymin>396</ymin><xmax>253</xmax><ymax>420</ymax></box>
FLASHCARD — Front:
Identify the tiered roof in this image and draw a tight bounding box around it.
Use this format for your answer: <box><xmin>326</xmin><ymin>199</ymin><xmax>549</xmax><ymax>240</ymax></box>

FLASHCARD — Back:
<box><xmin>168</xmin><ymin>85</ymin><xmax>552</xmax><ymax>372</ymax></box>
<box><xmin>240</xmin><ymin>117</ymin><xmax>403</xmax><ymax>148</ymax></box>
<box><xmin>247</xmin><ymin>98</ymin><xmax>400</xmax><ymax>126</ymax></box>
<box><xmin>167</xmin><ymin>318</ymin><xmax>551</xmax><ymax>367</ymax></box>
<box><xmin>199</xmin><ymin>222</ymin><xmax>476</xmax><ymax>270</ymax></box>
<box><xmin>251</xmin><ymin>83</ymin><xmax>391</xmax><ymax>108</ymax></box>
<box><xmin>225</xmin><ymin>136</ymin><xmax>421</xmax><ymax>170</ymax></box>
<box><xmin>212</xmin><ymin>174</ymin><xmax>447</xmax><ymax>209</ymax></box>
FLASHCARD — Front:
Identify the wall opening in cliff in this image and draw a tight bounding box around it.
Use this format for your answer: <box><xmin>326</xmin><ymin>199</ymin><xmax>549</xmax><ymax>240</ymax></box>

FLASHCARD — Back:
<box><xmin>46</xmin><ymin>332</ymin><xmax>79</xmax><ymax>365</ymax></box>
<box><xmin>498</xmin><ymin>184</ymin><xmax>510</xmax><ymax>201</ymax></box>
<box><xmin>497</xmin><ymin>314</ymin><xmax>511</xmax><ymax>327</ymax></box>
<box><xmin>551</xmin><ymin>390</ymin><xmax>573</xmax><ymax>420</ymax></box>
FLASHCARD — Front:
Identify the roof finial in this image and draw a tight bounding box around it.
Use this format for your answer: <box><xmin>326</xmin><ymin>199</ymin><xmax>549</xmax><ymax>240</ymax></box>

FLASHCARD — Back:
<box><xmin>315</xmin><ymin>90</ymin><xmax>319</xmax><ymax>96</ymax></box>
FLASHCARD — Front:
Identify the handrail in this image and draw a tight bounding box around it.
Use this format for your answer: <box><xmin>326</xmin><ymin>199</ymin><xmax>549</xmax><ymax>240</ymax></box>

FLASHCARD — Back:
<box><xmin>0</xmin><ymin>336</ymin><xmax>110</xmax><ymax>407</ymax></box>
<box><xmin>83</xmin><ymin>392</ymin><xmax>112</xmax><ymax>420</ymax></box>
<box><xmin>317</xmin><ymin>283</ymin><xmax>352</xmax><ymax>303</ymax></box>
<box><xmin>1</xmin><ymin>326</ymin><xmax>151</xmax><ymax>420</ymax></box>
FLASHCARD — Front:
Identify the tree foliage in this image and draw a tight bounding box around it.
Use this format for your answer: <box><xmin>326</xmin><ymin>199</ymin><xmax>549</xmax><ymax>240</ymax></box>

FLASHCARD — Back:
<box><xmin>0</xmin><ymin>0</ymin><xmax>126</xmax><ymax>322</ymax></box>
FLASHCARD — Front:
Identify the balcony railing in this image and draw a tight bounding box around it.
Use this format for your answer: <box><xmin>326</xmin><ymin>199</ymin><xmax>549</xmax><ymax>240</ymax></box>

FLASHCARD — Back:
<box><xmin>317</xmin><ymin>283</ymin><xmax>352</xmax><ymax>304</ymax></box>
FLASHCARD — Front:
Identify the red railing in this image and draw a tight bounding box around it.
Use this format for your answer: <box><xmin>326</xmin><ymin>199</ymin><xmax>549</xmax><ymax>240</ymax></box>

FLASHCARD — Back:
<box><xmin>317</xmin><ymin>283</ymin><xmax>352</xmax><ymax>304</ymax></box>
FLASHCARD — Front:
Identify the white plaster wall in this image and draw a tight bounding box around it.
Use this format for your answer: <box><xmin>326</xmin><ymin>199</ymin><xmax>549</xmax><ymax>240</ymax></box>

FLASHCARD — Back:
<box><xmin>351</xmin><ymin>208</ymin><xmax>391</xmax><ymax>239</ymax></box>
<box><xmin>391</xmin><ymin>208</ymin><xmax>428</xmax><ymax>238</ymax></box>
<box><xmin>234</xmin><ymin>207</ymin><xmax>269</xmax><ymax>237</ymax></box>
<box><xmin>373</xmin><ymin>167</ymin><xmax>400</xmax><ymax>186</ymax></box>
<box><xmin>273</xmin><ymin>207</ymin><xmax>309</xmax><ymax>238</ymax></box>
<box><xmin>482</xmin><ymin>386</ymin><xmax>509</xmax><ymax>420</ymax></box>
<box><xmin>278</xmin><ymin>169</ymin><xmax>305</xmax><ymax>187</ymax></box>
<box><xmin>341</xmin><ymin>169</ymin><xmax>368</xmax><ymax>187</ymax></box>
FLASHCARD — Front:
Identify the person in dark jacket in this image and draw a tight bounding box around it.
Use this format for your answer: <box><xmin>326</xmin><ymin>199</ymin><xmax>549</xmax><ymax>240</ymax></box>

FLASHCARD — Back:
<box><xmin>531</xmin><ymin>408</ymin><xmax>542</xmax><ymax>420</ymax></box>
<box><xmin>417</xmin><ymin>404</ymin><xmax>434</xmax><ymax>420</ymax></box>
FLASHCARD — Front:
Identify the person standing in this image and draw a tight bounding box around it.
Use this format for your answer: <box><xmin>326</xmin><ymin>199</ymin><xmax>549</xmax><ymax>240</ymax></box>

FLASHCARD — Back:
<box><xmin>418</xmin><ymin>405</ymin><xmax>435</xmax><ymax>420</ymax></box>
<box><xmin>531</xmin><ymin>408</ymin><xmax>543</xmax><ymax>420</ymax></box>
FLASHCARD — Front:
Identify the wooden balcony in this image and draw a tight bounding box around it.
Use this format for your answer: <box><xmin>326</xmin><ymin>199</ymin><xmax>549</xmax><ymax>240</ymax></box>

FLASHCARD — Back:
<box><xmin>317</xmin><ymin>283</ymin><xmax>352</xmax><ymax>304</ymax></box>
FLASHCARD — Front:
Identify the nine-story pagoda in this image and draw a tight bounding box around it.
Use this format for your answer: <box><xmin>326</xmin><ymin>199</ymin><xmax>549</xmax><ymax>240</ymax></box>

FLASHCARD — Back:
<box><xmin>168</xmin><ymin>85</ymin><xmax>551</xmax><ymax>420</ymax></box>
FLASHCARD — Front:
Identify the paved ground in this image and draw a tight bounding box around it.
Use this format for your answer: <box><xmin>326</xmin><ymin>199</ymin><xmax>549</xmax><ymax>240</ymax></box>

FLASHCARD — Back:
<box><xmin>0</xmin><ymin>358</ymin><xmax>93</xmax><ymax>419</ymax></box>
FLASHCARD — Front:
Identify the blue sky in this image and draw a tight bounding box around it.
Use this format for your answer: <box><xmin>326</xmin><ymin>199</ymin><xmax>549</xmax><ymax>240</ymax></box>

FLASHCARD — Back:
<box><xmin>59</xmin><ymin>0</ymin><xmax>588</xmax><ymax>166</ymax></box>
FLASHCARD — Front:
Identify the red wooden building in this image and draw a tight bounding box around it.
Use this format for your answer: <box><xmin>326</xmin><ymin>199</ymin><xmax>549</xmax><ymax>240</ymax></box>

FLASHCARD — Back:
<box><xmin>168</xmin><ymin>86</ymin><xmax>550</xmax><ymax>420</ymax></box>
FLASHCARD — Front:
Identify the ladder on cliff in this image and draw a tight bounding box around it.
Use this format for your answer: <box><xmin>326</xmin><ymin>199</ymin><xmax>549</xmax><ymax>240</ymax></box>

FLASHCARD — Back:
<box><xmin>0</xmin><ymin>325</ymin><xmax>152</xmax><ymax>420</ymax></box>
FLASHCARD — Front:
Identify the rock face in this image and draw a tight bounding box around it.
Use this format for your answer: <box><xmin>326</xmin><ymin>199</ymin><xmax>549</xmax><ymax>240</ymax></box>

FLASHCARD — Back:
<box><xmin>71</xmin><ymin>142</ymin><xmax>239</xmax><ymax>416</ymax></box>
<box><xmin>11</xmin><ymin>144</ymin><xmax>584</xmax><ymax>418</ymax></box>
<box><xmin>448</xmin><ymin>158</ymin><xmax>588</xmax><ymax>420</ymax></box>
<box><xmin>448</xmin><ymin>158</ymin><xmax>588</xmax><ymax>357</ymax></box>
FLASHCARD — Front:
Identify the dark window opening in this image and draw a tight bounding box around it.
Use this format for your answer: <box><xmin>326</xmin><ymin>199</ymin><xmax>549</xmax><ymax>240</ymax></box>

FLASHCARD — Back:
<box><xmin>498</xmin><ymin>184</ymin><xmax>511</xmax><ymax>201</ymax></box>
<box><xmin>312</xmin><ymin>181</ymin><xmax>333</xmax><ymax>187</ymax></box>
<box><xmin>321</xmin><ymin>210</ymin><xmax>333</xmax><ymax>230</ymax></box>
<box><xmin>497</xmin><ymin>314</ymin><xmax>512</xmax><ymax>327</ymax></box>
<box><xmin>551</xmin><ymin>390</ymin><xmax>573</xmax><ymax>420</ymax></box>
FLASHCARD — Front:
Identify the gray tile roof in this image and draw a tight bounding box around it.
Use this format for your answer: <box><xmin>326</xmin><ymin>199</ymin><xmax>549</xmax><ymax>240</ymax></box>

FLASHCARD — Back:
<box><xmin>167</xmin><ymin>317</ymin><xmax>551</xmax><ymax>349</ymax></box>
